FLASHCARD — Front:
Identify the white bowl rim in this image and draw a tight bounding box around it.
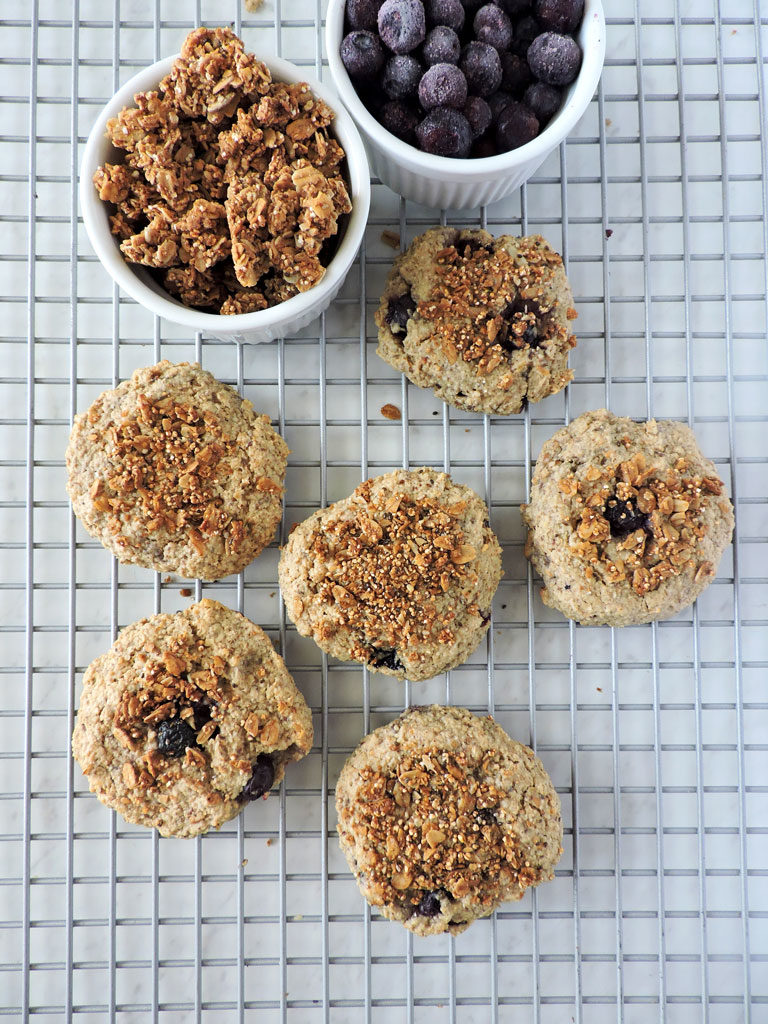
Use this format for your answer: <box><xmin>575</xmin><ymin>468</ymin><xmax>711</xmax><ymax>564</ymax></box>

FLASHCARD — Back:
<box><xmin>80</xmin><ymin>51</ymin><xmax>371</xmax><ymax>332</ymax></box>
<box><xmin>325</xmin><ymin>0</ymin><xmax>606</xmax><ymax>181</ymax></box>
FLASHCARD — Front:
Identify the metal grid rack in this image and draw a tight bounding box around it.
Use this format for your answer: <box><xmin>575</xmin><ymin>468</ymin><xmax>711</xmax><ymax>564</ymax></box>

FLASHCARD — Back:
<box><xmin>0</xmin><ymin>0</ymin><xmax>766</xmax><ymax>1019</ymax></box>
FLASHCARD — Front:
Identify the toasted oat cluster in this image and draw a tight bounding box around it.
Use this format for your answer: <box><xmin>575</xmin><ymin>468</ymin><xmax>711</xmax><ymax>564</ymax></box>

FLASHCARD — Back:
<box><xmin>93</xmin><ymin>27</ymin><xmax>351</xmax><ymax>313</ymax></box>
<box><xmin>565</xmin><ymin>452</ymin><xmax>725</xmax><ymax>598</ymax></box>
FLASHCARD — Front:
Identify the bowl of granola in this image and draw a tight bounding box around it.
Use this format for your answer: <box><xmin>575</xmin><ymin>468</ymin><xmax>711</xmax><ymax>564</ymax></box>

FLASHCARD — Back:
<box><xmin>81</xmin><ymin>28</ymin><xmax>370</xmax><ymax>343</ymax></box>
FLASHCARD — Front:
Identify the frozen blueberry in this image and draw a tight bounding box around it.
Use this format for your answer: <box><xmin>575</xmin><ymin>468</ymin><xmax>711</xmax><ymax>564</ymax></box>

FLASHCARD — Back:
<box><xmin>385</xmin><ymin>292</ymin><xmax>416</xmax><ymax>329</ymax></box>
<box><xmin>340</xmin><ymin>30</ymin><xmax>386</xmax><ymax>80</ymax></box>
<box><xmin>488</xmin><ymin>89</ymin><xmax>514</xmax><ymax>120</ymax></box>
<box><xmin>459</xmin><ymin>41</ymin><xmax>502</xmax><ymax>98</ymax></box>
<box><xmin>369</xmin><ymin>648</ymin><xmax>405</xmax><ymax>671</ymax></box>
<box><xmin>346</xmin><ymin>0</ymin><xmax>383</xmax><ymax>30</ymax></box>
<box><xmin>473</xmin><ymin>3</ymin><xmax>513</xmax><ymax>51</ymax></box>
<box><xmin>425</xmin><ymin>0</ymin><xmax>465</xmax><ymax>29</ymax></box>
<box><xmin>383</xmin><ymin>54</ymin><xmax>423</xmax><ymax>98</ymax></box>
<box><xmin>496</xmin><ymin>0</ymin><xmax>532</xmax><ymax>14</ymax></box>
<box><xmin>472</xmin><ymin>136</ymin><xmax>497</xmax><ymax>158</ymax></box>
<box><xmin>510</xmin><ymin>14</ymin><xmax>541</xmax><ymax>56</ymax></box>
<box><xmin>464</xmin><ymin>95</ymin><xmax>492</xmax><ymax>138</ymax></box>
<box><xmin>604</xmin><ymin>497</ymin><xmax>651</xmax><ymax>538</ymax></box>
<box><xmin>156</xmin><ymin>717</ymin><xmax>197</xmax><ymax>757</ymax></box>
<box><xmin>423</xmin><ymin>25</ymin><xmax>461</xmax><ymax>66</ymax></box>
<box><xmin>380</xmin><ymin>100</ymin><xmax>420</xmax><ymax>142</ymax></box>
<box><xmin>419</xmin><ymin>62</ymin><xmax>468</xmax><ymax>109</ymax></box>
<box><xmin>495</xmin><ymin>99</ymin><xmax>539</xmax><ymax>151</ymax></box>
<box><xmin>241</xmin><ymin>753</ymin><xmax>275</xmax><ymax>802</ymax></box>
<box><xmin>524</xmin><ymin>81</ymin><xmax>562</xmax><ymax>123</ymax></box>
<box><xmin>500</xmin><ymin>51</ymin><xmax>533</xmax><ymax>96</ymax></box>
<box><xmin>417</xmin><ymin>892</ymin><xmax>442</xmax><ymax>917</ymax></box>
<box><xmin>378</xmin><ymin>0</ymin><xmax>426</xmax><ymax>54</ymax></box>
<box><xmin>534</xmin><ymin>0</ymin><xmax>584</xmax><ymax>33</ymax></box>
<box><xmin>527</xmin><ymin>31</ymin><xmax>582</xmax><ymax>85</ymax></box>
<box><xmin>416</xmin><ymin>106</ymin><xmax>473</xmax><ymax>156</ymax></box>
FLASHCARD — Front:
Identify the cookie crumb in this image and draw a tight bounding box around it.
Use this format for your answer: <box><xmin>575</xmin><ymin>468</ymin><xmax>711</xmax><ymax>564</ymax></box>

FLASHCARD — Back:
<box><xmin>380</xmin><ymin>403</ymin><xmax>401</xmax><ymax>420</ymax></box>
<box><xmin>381</xmin><ymin>230</ymin><xmax>401</xmax><ymax>249</ymax></box>
<box><xmin>180</xmin><ymin>587</ymin><xmax>193</xmax><ymax>597</ymax></box>
<box><xmin>244</xmin><ymin>0</ymin><xmax>264</xmax><ymax>10</ymax></box>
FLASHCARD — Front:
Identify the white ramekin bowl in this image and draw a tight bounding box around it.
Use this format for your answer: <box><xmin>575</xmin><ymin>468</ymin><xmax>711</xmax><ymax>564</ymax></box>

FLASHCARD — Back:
<box><xmin>80</xmin><ymin>53</ymin><xmax>371</xmax><ymax>344</ymax></box>
<box><xmin>326</xmin><ymin>0</ymin><xmax>605</xmax><ymax>209</ymax></box>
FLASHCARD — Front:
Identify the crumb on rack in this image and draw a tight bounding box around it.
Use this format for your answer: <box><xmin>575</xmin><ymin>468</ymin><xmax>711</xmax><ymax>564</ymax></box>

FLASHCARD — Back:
<box><xmin>380</xmin><ymin>403</ymin><xmax>401</xmax><ymax>420</ymax></box>
<box><xmin>381</xmin><ymin>230</ymin><xmax>401</xmax><ymax>249</ymax></box>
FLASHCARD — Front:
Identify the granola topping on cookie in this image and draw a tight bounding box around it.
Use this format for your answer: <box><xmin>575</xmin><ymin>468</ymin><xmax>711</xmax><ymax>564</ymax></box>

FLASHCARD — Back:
<box><xmin>417</xmin><ymin>238</ymin><xmax>571</xmax><ymax>376</ymax></box>
<box><xmin>311</xmin><ymin>481</ymin><xmax>477</xmax><ymax>659</ymax></box>
<box><xmin>560</xmin><ymin>452</ymin><xmax>724</xmax><ymax>596</ymax></box>
<box><xmin>91</xmin><ymin>390</ymin><xmax>256</xmax><ymax>556</ymax></box>
<box><xmin>342</xmin><ymin>747</ymin><xmax>545</xmax><ymax>912</ymax></box>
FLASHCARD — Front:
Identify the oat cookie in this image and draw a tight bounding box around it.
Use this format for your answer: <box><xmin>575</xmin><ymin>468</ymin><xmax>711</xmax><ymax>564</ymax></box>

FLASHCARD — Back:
<box><xmin>278</xmin><ymin>468</ymin><xmax>502</xmax><ymax>681</ymax></box>
<box><xmin>375</xmin><ymin>227</ymin><xmax>577</xmax><ymax>416</ymax></box>
<box><xmin>336</xmin><ymin>705</ymin><xmax>562</xmax><ymax>936</ymax></box>
<box><xmin>72</xmin><ymin>599</ymin><xmax>313</xmax><ymax>838</ymax></box>
<box><xmin>522</xmin><ymin>409</ymin><xmax>735</xmax><ymax>626</ymax></box>
<box><xmin>66</xmin><ymin>360</ymin><xmax>289</xmax><ymax>581</ymax></box>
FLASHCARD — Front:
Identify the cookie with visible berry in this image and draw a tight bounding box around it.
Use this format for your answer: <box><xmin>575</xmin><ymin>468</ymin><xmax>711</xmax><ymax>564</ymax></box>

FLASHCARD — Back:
<box><xmin>66</xmin><ymin>360</ymin><xmax>288</xmax><ymax>581</ymax></box>
<box><xmin>375</xmin><ymin>226</ymin><xmax>578</xmax><ymax>416</ymax></box>
<box><xmin>278</xmin><ymin>468</ymin><xmax>502</xmax><ymax>681</ymax></box>
<box><xmin>522</xmin><ymin>409</ymin><xmax>735</xmax><ymax>626</ymax></box>
<box><xmin>335</xmin><ymin>705</ymin><xmax>563</xmax><ymax>936</ymax></box>
<box><xmin>72</xmin><ymin>599</ymin><xmax>313</xmax><ymax>838</ymax></box>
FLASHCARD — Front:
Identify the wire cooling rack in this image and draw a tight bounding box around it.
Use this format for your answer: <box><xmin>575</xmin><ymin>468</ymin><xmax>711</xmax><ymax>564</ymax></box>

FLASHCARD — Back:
<box><xmin>1</xmin><ymin>0</ymin><xmax>766</xmax><ymax>1020</ymax></box>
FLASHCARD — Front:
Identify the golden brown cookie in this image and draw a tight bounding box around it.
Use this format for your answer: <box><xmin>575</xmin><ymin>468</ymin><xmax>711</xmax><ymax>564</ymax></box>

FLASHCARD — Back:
<box><xmin>278</xmin><ymin>468</ymin><xmax>502</xmax><ymax>681</ymax></box>
<box><xmin>522</xmin><ymin>409</ymin><xmax>735</xmax><ymax>625</ymax></box>
<box><xmin>66</xmin><ymin>360</ymin><xmax>288</xmax><ymax>580</ymax></box>
<box><xmin>335</xmin><ymin>705</ymin><xmax>563</xmax><ymax>936</ymax></box>
<box><xmin>376</xmin><ymin>227</ymin><xmax>577</xmax><ymax>415</ymax></box>
<box><xmin>72</xmin><ymin>599</ymin><xmax>313</xmax><ymax>838</ymax></box>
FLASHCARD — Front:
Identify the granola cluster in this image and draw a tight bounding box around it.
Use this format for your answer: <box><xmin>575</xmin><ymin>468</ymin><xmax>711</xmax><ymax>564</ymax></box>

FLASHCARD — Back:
<box><xmin>558</xmin><ymin>451</ymin><xmax>724</xmax><ymax>596</ymax></box>
<box><xmin>344</xmin><ymin>749</ymin><xmax>544</xmax><ymax>911</ymax></box>
<box><xmin>308</xmin><ymin>482</ymin><xmax>479</xmax><ymax>663</ymax></box>
<box><xmin>112</xmin><ymin>639</ymin><xmax>227</xmax><ymax>789</ymax></box>
<box><xmin>418</xmin><ymin>239</ymin><xmax>577</xmax><ymax>377</ymax></box>
<box><xmin>94</xmin><ymin>27</ymin><xmax>352</xmax><ymax>313</ymax></box>
<box><xmin>87</xmin><ymin>390</ymin><xmax>269</xmax><ymax>557</ymax></box>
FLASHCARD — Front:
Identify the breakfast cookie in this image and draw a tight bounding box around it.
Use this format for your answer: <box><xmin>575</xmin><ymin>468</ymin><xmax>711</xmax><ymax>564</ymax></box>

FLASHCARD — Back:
<box><xmin>72</xmin><ymin>599</ymin><xmax>313</xmax><ymax>838</ymax></box>
<box><xmin>278</xmin><ymin>468</ymin><xmax>502</xmax><ymax>681</ymax></box>
<box><xmin>522</xmin><ymin>409</ymin><xmax>735</xmax><ymax>626</ymax></box>
<box><xmin>375</xmin><ymin>227</ymin><xmax>577</xmax><ymax>416</ymax></box>
<box><xmin>66</xmin><ymin>360</ymin><xmax>289</xmax><ymax>580</ymax></box>
<box><xmin>335</xmin><ymin>705</ymin><xmax>563</xmax><ymax>936</ymax></box>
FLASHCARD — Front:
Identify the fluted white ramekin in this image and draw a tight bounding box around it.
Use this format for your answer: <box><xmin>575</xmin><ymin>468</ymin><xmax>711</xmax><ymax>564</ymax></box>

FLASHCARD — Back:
<box><xmin>326</xmin><ymin>0</ymin><xmax>605</xmax><ymax>209</ymax></box>
<box><xmin>81</xmin><ymin>52</ymin><xmax>370</xmax><ymax>343</ymax></box>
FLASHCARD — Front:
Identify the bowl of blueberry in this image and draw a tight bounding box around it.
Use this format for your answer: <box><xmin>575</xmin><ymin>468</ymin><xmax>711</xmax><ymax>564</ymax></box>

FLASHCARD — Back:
<box><xmin>327</xmin><ymin>0</ymin><xmax>605</xmax><ymax>208</ymax></box>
